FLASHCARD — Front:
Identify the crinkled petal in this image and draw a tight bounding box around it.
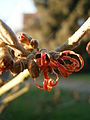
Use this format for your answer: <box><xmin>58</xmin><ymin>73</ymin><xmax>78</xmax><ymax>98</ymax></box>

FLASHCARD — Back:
<box><xmin>86</xmin><ymin>42</ymin><xmax>90</xmax><ymax>54</ymax></box>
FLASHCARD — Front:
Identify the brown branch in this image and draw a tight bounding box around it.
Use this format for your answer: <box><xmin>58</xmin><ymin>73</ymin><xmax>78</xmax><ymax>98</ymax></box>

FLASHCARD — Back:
<box><xmin>54</xmin><ymin>17</ymin><xmax>90</xmax><ymax>52</ymax></box>
<box><xmin>0</xmin><ymin>19</ymin><xmax>28</xmax><ymax>56</ymax></box>
<box><xmin>0</xmin><ymin>104</ymin><xmax>7</xmax><ymax>113</ymax></box>
<box><xmin>0</xmin><ymin>17</ymin><xmax>90</xmax><ymax>100</ymax></box>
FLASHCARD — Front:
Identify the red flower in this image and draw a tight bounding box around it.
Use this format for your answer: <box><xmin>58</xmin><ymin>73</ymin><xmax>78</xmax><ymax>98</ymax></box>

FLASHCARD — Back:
<box><xmin>86</xmin><ymin>42</ymin><xmax>90</xmax><ymax>54</ymax></box>
<box><xmin>32</xmin><ymin>49</ymin><xmax>84</xmax><ymax>92</ymax></box>
<box><xmin>18</xmin><ymin>33</ymin><xmax>84</xmax><ymax>92</ymax></box>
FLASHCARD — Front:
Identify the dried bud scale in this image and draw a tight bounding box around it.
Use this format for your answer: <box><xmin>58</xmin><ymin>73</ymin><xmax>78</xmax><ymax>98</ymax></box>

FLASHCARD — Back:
<box><xmin>0</xmin><ymin>38</ymin><xmax>7</xmax><ymax>47</ymax></box>
<box><xmin>0</xmin><ymin>19</ymin><xmax>28</xmax><ymax>56</ymax></box>
<box><xmin>0</xmin><ymin>47</ymin><xmax>14</xmax><ymax>74</ymax></box>
<box><xmin>28</xmin><ymin>60</ymin><xmax>40</xmax><ymax>78</ymax></box>
<box><xmin>30</xmin><ymin>39</ymin><xmax>39</xmax><ymax>49</ymax></box>
<box><xmin>18</xmin><ymin>33</ymin><xmax>39</xmax><ymax>51</ymax></box>
<box><xmin>10</xmin><ymin>58</ymin><xmax>28</xmax><ymax>76</ymax></box>
<box><xmin>18</xmin><ymin>32</ymin><xmax>32</xmax><ymax>45</ymax></box>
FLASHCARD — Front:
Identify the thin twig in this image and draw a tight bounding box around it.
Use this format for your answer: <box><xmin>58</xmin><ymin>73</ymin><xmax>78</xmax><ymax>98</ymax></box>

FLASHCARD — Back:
<box><xmin>0</xmin><ymin>83</ymin><xmax>30</xmax><ymax>113</ymax></box>
<box><xmin>0</xmin><ymin>69</ymin><xmax>29</xmax><ymax>96</ymax></box>
<box><xmin>55</xmin><ymin>17</ymin><xmax>90</xmax><ymax>52</ymax></box>
<box><xmin>1</xmin><ymin>83</ymin><xmax>30</xmax><ymax>104</ymax></box>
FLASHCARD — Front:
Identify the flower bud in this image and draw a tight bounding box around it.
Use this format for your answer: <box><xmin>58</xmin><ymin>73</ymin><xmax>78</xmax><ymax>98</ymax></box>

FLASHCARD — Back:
<box><xmin>28</xmin><ymin>60</ymin><xmax>40</xmax><ymax>78</ymax></box>
<box><xmin>30</xmin><ymin>39</ymin><xmax>39</xmax><ymax>49</ymax></box>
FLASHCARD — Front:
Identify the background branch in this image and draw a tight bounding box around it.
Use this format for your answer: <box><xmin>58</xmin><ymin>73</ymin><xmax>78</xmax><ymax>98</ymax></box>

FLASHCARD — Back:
<box><xmin>1</xmin><ymin>82</ymin><xmax>30</xmax><ymax>104</ymax></box>
<box><xmin>54</xmin><ymin>17</ymin><xmax>90</xmax><ymax>52</ymax></box>
<box><xmin>0</xmin><ymin>69</ymin><xmax>29</xmax><ymax>96</ymax></box>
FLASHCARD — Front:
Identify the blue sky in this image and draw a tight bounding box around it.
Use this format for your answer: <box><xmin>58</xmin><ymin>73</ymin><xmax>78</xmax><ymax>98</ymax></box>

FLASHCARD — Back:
<box><xmin>0</xmin><ymin>0</ymin><xmax>37</xmax><ymax>31</ymax></box>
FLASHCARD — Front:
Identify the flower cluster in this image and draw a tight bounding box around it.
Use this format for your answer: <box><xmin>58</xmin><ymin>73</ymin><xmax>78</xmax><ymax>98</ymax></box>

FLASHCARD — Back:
<box><xmin>0</xmin><ymin>18</ymin><xmax>89</xmax><ymax>92</ymax></box>
<box><xmin>28</xmin><ymin>49</ymin><xmax>84</xmax><ymax>91</ymax></box>
<box><xmin>0</xmin><ymin>30</ymin><xmax>87</xmax><ymax>92</ymax></box>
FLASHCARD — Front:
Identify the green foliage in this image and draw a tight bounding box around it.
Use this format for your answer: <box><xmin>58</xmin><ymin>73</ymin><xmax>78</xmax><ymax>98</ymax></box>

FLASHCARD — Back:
<box><xmin>1</xmin><ymin>74</ymin><xmax>90</xmax><ymax>120</ymax></box>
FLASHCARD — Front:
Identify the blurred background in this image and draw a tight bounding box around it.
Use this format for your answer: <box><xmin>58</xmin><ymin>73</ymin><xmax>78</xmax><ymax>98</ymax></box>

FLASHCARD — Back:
<box><xmin>0</xmin><ymin>0</ymin><xmax>90</xmax><ymax>120</ymax></box>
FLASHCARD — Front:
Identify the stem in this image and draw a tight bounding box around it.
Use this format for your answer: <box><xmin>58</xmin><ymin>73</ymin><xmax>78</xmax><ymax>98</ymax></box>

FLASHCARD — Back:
<box><xmin>0</xmin><ymin>69</ymin><xmax>29</xmax><ymax>96</ymax></box>
<box><xmin>1</xmin><ymin>83</ymin><xmax>30</xmax><ymax>104</ymax></box>
<box><xmin>55</xmin><ymin>17</ymin><xmax>90</xmax><ymax>52</ymax></box>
